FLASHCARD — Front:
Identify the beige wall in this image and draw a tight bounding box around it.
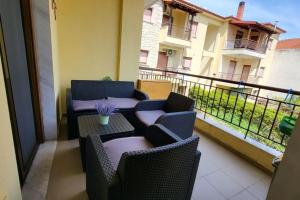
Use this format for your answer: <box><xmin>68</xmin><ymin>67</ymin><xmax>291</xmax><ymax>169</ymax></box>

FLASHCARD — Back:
<box><xmin>55</xmin><ymin>0</ymin><xmax>144</xmax><ymax>113</ymax></box>
<box><xmin>0</xmin><ymin>57</ymin><xmax>22</xmax><ymax>199</ymax></box>
<box><xmin>118</xmin><ymin>0</ymin><xmax>144</xmax><ymax>81</ymax></box>
<box><xmin>263</xmin><ymin>49</ymin><xmax>300</xmax><ymax>94</ymax></box>
<box><xmin>49</xmin><ymin>0</ymin><xmax>61</xmax><ymax>120</ymax></box>
<box><xmin>267</xmin><ymin>115</ymin><xmax>300</xmax><ymax>199</ymax></box>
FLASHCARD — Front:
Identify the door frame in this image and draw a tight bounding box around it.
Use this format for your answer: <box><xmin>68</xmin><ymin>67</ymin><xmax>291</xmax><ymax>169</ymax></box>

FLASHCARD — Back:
<box><xmin>227</xmin><ymin>60</ymin><xmax>237</xmax><ymax>80</ymax></box>
<box><xmin>157</xmin><ymin>51</ymin><xmax>168</xmax><ymax>69</ymax></box>
<box><xmin>0</xmin><ymin>0</ymin><xmax>44</xmax><ymax>184</ymax></box>
<box><xmin>20</xmin><ymin>0</ymin><xmax>44</xmax><ymax>143</ymax></box>
<box><xmin>241</xmin><ymin>65</ymin><xmax>251</xmax><ymax>82</ymax></box>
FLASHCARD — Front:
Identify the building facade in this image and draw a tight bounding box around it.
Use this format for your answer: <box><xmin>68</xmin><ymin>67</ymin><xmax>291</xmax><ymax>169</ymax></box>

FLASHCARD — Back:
<box><xmin>140</xmin><ymin>0</ymin><xmax>285</xmax><ymax>85</ymax></box>
<box><xmin>263</xmin><ymin>38</ymin><xmax>300</xmax><ymax>96</ymax></box>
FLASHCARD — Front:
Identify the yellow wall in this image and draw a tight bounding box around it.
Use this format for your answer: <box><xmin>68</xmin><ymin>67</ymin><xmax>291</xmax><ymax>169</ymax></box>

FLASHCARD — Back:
<box><xmin>118</xmin><ymin>0</ymin><xmax>144</xmax><ymax>81</ymax></box>
<box><xmin>55</xmin><ymin>0</ymin><xmax>144</xmax><ymax>113</ymax></box>
<box><xmin>0</xmin><ymin>57</ymin><xmax>22</xmax><ymax>199</ymax></box>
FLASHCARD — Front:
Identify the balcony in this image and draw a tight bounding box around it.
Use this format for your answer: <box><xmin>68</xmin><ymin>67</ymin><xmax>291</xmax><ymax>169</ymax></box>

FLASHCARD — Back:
<box><xmin>139</xmin><ymin>67</ymin><xmax>300</xmax><ymax>155</ymax></box>
<box><xmin>160</xmin><ymin>23</ymin><xmax>192</xmax><ymax>48</ymax></box>
<box><xmin>217</xmin><ymin>72</ymin><xmax>260</xmax><ymax>84</ymax></box>
<box><xmin>223</xmin><ymin>39</ymin><xmax>268</xmax><ymax>59</ymax></box>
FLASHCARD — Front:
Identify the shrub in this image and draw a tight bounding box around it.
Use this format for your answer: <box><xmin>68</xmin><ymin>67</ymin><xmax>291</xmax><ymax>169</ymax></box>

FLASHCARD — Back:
<box><xmin>189</xmin><ymin>85</ymin><xmax>295</xmax><ymax>151</ymax></box>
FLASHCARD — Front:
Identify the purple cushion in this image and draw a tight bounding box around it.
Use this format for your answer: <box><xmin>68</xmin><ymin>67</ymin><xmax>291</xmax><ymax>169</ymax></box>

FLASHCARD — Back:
<box><xmin>72</xmin><ymin>100</ymin><xmax>101</xmax><ymax>111</ymax></box>
<box><xmin>136</xmin><ymin>110</ymin><xmax>166</xmax><ymax>126</ymax></box>
<box><xmin>103</xmin><ymin>137</ymin><xmax>153</xmax><ymax>169</ymax></box>
<box><xmin>107</xmin><ymin>97</ymin><xmax>139</xmax><ymax>109</ymax></box>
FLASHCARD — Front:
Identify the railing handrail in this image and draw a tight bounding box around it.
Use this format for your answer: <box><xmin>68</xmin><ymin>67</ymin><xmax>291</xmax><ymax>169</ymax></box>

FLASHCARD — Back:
<box><xmin>225</xmin><ymin>38</ymin><xmax>267</xmax><ymax>53</ymax></box>
<box><xmin>161</xmin><ymin>22</ymin><xmax>191</xmax><ymax>31</ymax></box>
<box><xmin>139</xmin><ymin>66</ymin><xmax>300</xmax><ymax>95</ymax></box>
<box><xmin>217</xmin><ymin>72</ymin><xmax>257</xmax><ymax>78</ymax></box>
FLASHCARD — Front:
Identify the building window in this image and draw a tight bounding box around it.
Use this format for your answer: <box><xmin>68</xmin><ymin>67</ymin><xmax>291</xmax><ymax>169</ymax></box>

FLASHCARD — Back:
<box><xmin>182</xmin><ymin>57</ymin><xmax>192</xmax><ymax>69</ymax></box>
<box><xmin>258</xmin><ymin>67</ymin><xmax>265</xmax><ymax>77</ymax></box>
<box><xmin>143</xmin><ymin>8</ymin><xmax>152</xmax><ymax>23</ymax></box>
<box><xmin>139</xmin><ymin>50</ymin><xmax>148</xmax><ymax>64</ymax></box>
<box><xmin>191</xmin><ymin>21</ymin><xmax>198</xmax><ymax>38</ymax></box>
<box><xmin>268</xmin><ymin>38</ymin><xmax>273</xmax><ymax>50</ymax></box>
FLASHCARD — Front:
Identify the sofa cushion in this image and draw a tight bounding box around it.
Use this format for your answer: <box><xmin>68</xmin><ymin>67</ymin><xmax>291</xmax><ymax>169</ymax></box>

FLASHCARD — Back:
<box><xmin>73</xmin><ymin>100</ymin><xmax>102</xmax><ymax>111</ymax></box>
<box><xmin>103</xmin><ymin>137</ymin><xmax>153</xmax><ymax>169</ymax></box>
<box><xmin>107</xmin><ymin>97</ymin><xmax>139</xmax><ymax>109</ymax></box>
<box><xmin>136</xmin><ymin>110</ymin><xmax>166</xmax><ymax>126</ymax></box>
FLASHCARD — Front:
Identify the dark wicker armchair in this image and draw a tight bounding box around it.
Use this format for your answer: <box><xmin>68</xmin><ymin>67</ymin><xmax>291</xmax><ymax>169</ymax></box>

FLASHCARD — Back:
<box><xmin>86</xmin><ymin>124</ymin><xmax>201</xmax><ymax>200</ymax></box>
<box><xmin>135</xmin><ymin>92</ymin><xmax>196</xmax><ymax>139</ymax></box>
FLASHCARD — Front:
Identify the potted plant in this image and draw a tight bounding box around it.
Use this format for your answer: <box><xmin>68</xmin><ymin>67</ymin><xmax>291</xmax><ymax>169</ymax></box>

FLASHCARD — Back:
<box><xmin>95</xmin><ymin>101</ymin><xmax>115</xmax><ymax>125</ymax></box>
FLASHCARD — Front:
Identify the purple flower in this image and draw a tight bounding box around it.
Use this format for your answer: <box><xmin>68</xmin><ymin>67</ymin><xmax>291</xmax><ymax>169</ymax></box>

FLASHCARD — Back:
<box><xmin>95</xmin><ymin>100</ymin><xmax>115</xmax><ymax>116</ymax></box>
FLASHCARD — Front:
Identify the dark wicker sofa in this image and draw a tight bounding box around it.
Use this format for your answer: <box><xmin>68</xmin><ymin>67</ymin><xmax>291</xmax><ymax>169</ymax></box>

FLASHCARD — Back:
<box><xmin>134</xmin><ymin>92</ymin><xmax>196</xmax><ymax>139</ymax></box>
<box><xmin>67</xmin><ymin>80</ymin><xmax>148</xmax><ymax>139</ymax></box>
<box><xmin>86</xmin><ymin>124</ymin><xmax>201</xmax><ymax>200</ymax></box>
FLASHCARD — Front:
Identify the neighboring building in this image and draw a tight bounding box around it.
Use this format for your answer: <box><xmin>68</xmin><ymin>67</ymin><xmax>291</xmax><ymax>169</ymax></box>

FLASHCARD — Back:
<box><xmin>263</xmin><ymin>38</ymin><xmax>300</xmax><ymax>94</ymax></box>
<box><xmin>140</xmin><ymin>0</ymin><xmax>285</xmax><ymax>85</ymax></box>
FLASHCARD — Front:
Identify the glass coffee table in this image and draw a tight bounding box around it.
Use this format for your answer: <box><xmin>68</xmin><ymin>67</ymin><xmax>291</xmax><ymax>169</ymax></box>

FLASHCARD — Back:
<box><xmin>78</xmin><ymin>113</ymin><xmax>134</xmax><ymax>171</ymax></box>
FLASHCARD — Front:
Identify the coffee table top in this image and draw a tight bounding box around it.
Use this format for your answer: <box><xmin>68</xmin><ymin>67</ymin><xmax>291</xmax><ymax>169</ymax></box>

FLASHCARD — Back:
<box><xmin>78</xmin><ymin>113</ymin><xmax>134</xmax><ymax>138</ymax></box>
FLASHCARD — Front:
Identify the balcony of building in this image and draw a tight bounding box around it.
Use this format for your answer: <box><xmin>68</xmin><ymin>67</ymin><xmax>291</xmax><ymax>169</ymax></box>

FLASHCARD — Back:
<box><xmin>160</xmin><ymin>23</ymin><xmax>192</xmax><ymax>48</ymax></box>
<box><xmin>216</xmin><ymin>72</ymin><xmax>260</xmax><ymax>84</ymax></box>
<box><xmin>159</xmin><ymin>0</ymin><xmax>199</xmax><ymax>48</ymax></box>
<box><xmin>223</xmin><ymin>38</ymin><xmax>268</xmax><ymax>59</ymax></box>
<box><xmin>222</xmin><ymin>21</ymin><xmax>282</xmax><ymax>59</ymax></box>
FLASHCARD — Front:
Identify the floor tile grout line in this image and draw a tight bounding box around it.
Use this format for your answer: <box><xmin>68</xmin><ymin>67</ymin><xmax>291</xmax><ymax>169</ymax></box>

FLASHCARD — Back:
<box><xmin>203</xmin><ymin>173</ymin><xmax>229</xmax><ymax>199</ymax></box>
<box><xmin>228</xmin><ymin>188</ymin><xmax>260</xmax><ymax>200</ymax></box>
<box><xmin>219</xmin><ymin>167</ymin><xmax>262</xmax><ymax>190</ymax></box>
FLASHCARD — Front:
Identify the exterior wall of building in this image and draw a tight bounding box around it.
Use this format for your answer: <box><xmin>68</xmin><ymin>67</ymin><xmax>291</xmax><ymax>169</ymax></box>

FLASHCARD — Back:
<box><xmin>140</xmin><ymin>1</ymin><xmax>281</xmax><ymax>87</ymax></box>
<box><xmin>259</xmin><ymin>34</ymin><xmax>280</xmax><ymax>85</ymax></box>
<box><xmin>263</xmin><ymin>48</ymin><xmax>300</xmax><ymax>93</ymax></box>
<box><xmin>140</xmin><ymin>1</ymin><xmax>163</xmax><ymax>68</ymax></box>
<box><xmin>221</xmin><ymin>55</ymin><xmax>260</xmax><ymax>82</ymax></box>
<box><xmin>0</xmin><ymin>57</ymin><xmax>22</xmax><ymax>200</ymax></box>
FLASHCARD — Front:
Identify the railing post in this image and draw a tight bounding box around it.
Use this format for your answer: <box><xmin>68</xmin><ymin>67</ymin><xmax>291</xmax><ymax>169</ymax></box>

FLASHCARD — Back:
<box><xmin>204</xmin><ymin>80</ymin><xmax>213</xmax><ymax>119</ymax></box>
<box><xmin>245</xmin><ymin>88</ymin><xmax>261</xmax><ymax>139</ymax></box>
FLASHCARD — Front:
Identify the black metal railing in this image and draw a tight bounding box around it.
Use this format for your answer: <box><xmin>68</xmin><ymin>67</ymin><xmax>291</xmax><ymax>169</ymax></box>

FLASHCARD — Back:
<box><xmin>225</xmin><ymin>39</ymin><xmax>268</xmax><ymax>54</ymax></box>
<box><xmin>139</xmin><ymin>67</ymin><xmax>300</xmax><ymax>152</ymax></box>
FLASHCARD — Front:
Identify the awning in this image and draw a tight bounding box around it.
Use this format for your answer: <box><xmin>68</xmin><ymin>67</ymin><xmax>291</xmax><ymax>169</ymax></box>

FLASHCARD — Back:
<box><xmin>230</xmin><ymin>20</ymin><xmax>285</xmax><ymax>34</ymax></box>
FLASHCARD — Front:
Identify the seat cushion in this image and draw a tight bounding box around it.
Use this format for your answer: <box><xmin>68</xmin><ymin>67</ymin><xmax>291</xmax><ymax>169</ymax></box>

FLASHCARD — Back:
<box><xmin>136</xmin><ymin>110</ymin><xmax>166</xmax><ymax>126</ymax></box>
<box><xmin>107</xmin><ymin>97</ymin><xmax>139</xmax><ymax>109</ymax></box>
<box><xmin>103</xmin><ymin>137</ymin><xmax>153</xmax><ymax>169</ymax></box>
<box><xmin>72</xmin><ymin>100</ymin><xmax>101</xmax><ymax>111</ymax></box>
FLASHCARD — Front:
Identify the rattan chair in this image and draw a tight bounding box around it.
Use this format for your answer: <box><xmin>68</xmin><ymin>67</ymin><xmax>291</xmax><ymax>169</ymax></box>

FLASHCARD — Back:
<box><xmin>86</xmin><ymin>124</ymin><xmax>201</xmax><ymax>200</ymax></box>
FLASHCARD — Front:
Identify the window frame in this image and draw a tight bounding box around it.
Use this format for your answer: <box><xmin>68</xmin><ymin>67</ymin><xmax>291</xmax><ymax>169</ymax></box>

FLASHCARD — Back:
<box><xmin>190</xmin><ymin>21</ymin><xmax>198</xmax><ymax>38</ymax></box>
<box><xmin>258</xmin><ymin>66</ymin><xmax>265</xmax><ymax>78</ymax></box>
<box><xmin>143</xmin><ymin>8</ymin><xmax>153</xmax><ymax>23</ymax></box>
<box><xmin>139</xmin><ymin>50</ymin><xmax>149</xmax><ymax>64</ymax></box>
<box><xmin>182</xmin><ymin>56</ymin><xmax>192</xmax><ymax>70</ymax></box>
<box><xmin>268</xmin><ymin>38</ymin><xmax>274</xmax><ymax>50</ymax></box>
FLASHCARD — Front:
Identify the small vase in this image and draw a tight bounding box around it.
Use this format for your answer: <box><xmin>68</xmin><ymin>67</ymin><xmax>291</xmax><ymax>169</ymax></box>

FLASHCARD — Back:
<box><xmin>99</xmin><ymin>115</ymin><xmax>109</xmax><ymax>125</ymax></box>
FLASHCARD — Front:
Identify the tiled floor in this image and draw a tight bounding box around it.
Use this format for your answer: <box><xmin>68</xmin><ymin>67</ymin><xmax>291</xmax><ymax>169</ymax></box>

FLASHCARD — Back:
<box><xmin>23</xmin><ymin>120</ymin><xmax>272</xmax><ymax>200</ymax></box>
<box><xmin>192</xmin><ymin>132</ymin><xmax>271</xmax><ymax>200</ymax></box>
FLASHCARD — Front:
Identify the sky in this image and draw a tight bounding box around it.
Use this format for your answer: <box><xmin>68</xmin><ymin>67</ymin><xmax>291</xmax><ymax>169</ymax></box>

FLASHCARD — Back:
<box><xmin>189</xmin><ymin>0</ymin><xmax>300</xmax><ymax>40</ymax></box>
